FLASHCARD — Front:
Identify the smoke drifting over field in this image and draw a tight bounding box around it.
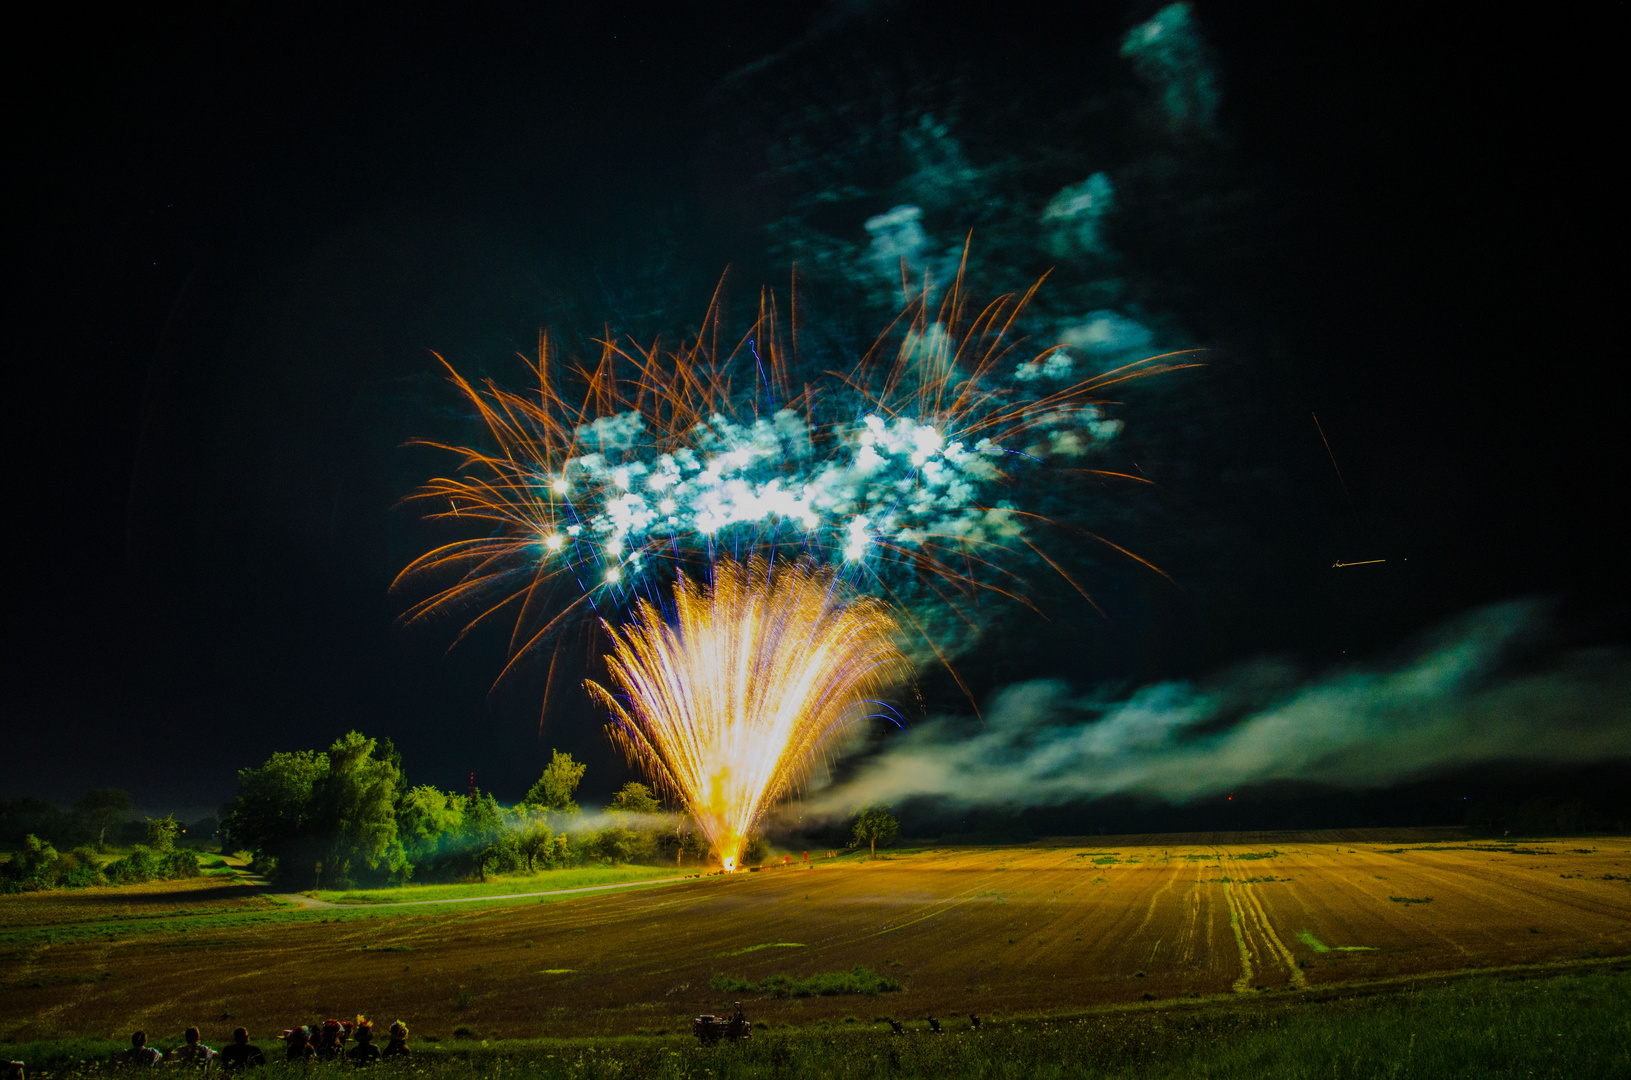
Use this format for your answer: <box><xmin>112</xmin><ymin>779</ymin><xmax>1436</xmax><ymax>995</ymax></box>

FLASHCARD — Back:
<box><xmin>810</xmin><ymin>602</ymin><xmax>1631</xmax><ymax>812</ymax></box>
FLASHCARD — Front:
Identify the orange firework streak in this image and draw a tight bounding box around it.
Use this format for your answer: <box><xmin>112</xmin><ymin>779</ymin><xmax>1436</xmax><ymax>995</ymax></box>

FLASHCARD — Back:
<box><xmin>587</xmin><ymin>558</ymin><xmax>905</xmax><ymax>872</ymax></box>
<box><xmin>392</xmin><ymin>259</ymin><xmax>1198</xmax><ymax>691</ymax></box>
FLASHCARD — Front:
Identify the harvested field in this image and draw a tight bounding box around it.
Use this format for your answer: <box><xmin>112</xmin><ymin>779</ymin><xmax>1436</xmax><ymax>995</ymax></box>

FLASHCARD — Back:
<box><xmin>2</xmin><ymin>830</ymin><xmax>1628</xmax><ymax>1041</ymax></box>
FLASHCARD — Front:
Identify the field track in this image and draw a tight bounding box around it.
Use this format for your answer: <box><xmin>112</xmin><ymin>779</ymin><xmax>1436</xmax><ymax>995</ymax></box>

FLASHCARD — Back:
<box><xmin>2</xmin><ymin>829</ymin><xmax>1628</xmax><ymax>1040</ymax></box>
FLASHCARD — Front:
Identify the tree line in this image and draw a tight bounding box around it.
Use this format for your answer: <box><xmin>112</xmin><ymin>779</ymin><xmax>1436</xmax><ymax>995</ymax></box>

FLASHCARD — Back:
<box><xmin>217</xmin><ymin>731</ymin><xmax>751</xmax><ymax>889</ymax></box>
<box><xmin>3</xmin><ymin>731</ymin><xmax>901</xmax><ymax>894</ymax></box>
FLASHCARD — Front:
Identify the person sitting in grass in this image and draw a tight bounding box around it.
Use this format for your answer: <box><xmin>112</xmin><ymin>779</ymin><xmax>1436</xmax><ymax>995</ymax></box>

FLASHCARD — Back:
<box><xmin>347</xmin><ymin>1020</ymin><xmax>381</xmax><ymax>1066</ymax></box>
<box><xmin>163</xmin><ymin>1027</ymin><xmax>216</xmax><ymax>1067</ymax></box>
<box><xmin>284</xmin><ymin>1026</ymin><xmax>315</xmax><ymax>1062</ymax></box>
<box><xmin>218</xmin><ymin>1028</ymin><xmax>265</xmax><ymax>1071</ymax></box>
<box><xmin>315</xmin><ymin>1019</ymin><xmax>349</xmax><ymax>1060</ymax></box>
<box><xmin>383</xmin><ymin>1021</ymin><xmax>410</xmax><ymax>1060</ymax></box>
<box><xmin>112</xmin><ymin>1031</ymin><xmax>161</xmax><ymax>1066</ymax></box>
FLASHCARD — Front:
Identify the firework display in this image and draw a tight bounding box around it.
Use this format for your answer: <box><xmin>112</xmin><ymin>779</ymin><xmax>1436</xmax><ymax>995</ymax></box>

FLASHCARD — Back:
<box><xmin>397</xmin><ymin>269</ymin><xmax>1190</xmax><ymax>867</ymax></box>
<box><xmin>395</xmin><ymin>270</ymin><xmax>1192</xmax><ymax>671</ymax></box>
<box><xmin>588</xmin><ymin>558</ymin><xmax>905</xmax><ymax>871</ymax></box>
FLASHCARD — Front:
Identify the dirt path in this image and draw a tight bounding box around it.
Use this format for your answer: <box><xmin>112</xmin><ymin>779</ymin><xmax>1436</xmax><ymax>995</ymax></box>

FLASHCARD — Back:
<box><xmin>275</xmin><ymin>873</ymin><xmax>698</xmax><ymax>910</ymax></box>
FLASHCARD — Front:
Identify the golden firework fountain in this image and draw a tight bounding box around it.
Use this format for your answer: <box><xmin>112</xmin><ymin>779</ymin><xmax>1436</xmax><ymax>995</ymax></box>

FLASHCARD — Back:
<box><xmin>589</xmin><ymin>558</ymin><xmax>904</xmax><ymax>872</ymax></box>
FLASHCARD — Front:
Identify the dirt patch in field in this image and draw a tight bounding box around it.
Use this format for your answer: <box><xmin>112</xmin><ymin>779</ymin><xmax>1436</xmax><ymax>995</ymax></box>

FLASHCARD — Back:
<box><xmin>1</xmin><ymin>837</ymin><xmax>1627</xmax><ymax>1040</ymax></box>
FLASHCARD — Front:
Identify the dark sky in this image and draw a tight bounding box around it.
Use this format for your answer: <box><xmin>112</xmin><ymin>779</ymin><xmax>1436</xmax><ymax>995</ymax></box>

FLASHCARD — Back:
<box><xmin>8</xmin><ymin>3</ymin><xmax>1622</xmax><ymax>817</ymax></box>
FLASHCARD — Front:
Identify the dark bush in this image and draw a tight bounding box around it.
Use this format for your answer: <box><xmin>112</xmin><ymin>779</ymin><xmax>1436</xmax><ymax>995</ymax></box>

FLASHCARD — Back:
<box><xmin>0</xmin><ymin>834</ymin><xmax>61</xmax><ymax>891</ymax></box>
<box><xmin>103</xmin><ymin>847</ymin><xmax>161</xmax><ymax>884</ymax></box>
<box><xmin>162</xmin><ymin>849</ymin><xmax>202</xmax><ymax>878</ymax></box>
<box><xmin>56</xmin><ymin>847</ymin><xmax>106</xmax><ymax>889</ymax></box>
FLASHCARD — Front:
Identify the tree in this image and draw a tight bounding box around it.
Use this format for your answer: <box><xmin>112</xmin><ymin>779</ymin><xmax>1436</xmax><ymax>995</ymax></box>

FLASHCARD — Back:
<box><xmin>849</xmin><ymin>806</ymin><xmax>899</xmax><ymax>857</ymax></box>
<box><xmin>462</xmin><ymin>790</ymin><xmax>518</xmax><ymax>881</ymax></box>
<box><xmin>220</xmin><ymin>749</ymin><xmax>329</xmax><ymax>880</ymax></box>
<box><xmin>395</xmin><ymin>784</ymin><xmax>465</xmax><ymax>879</ymax></box>
<box><xmin>398</xmin><ymin>785</ymin><xmax>464</xmax><ymax>850</ymax></box>
<box><xmin>145</xmin><ymin>814</ymin><xmax>179</xmax><ymax>853</ymax></box>
<box><xmin>609</xmin><ymin>782</ymin><xmax>661</xmax><ymax>815</ymax></box>
<box><xmin>314</xmin><ymin>731</ymin><xmax>409</xmax><ymax>886</ymax></box>
<box><xmin>591</xmin><ymin>825</ymin><xmax>639</xmax><ymax>866</ymax></box>
<box><xmin>662</xmin><ymin>815</ymin><xmax>707</xmax><ymax>867</ymax></box>
<box><xmin>521</xmin><ymin>750</ymin><xmax>587</xmax><ymax>815</ymax></box>
<box><xmin>75</xmin><ymin>789</ymin><xmax>132</xmax><ymax>849</ymax></box>
<box><xmin>512</xmin><ymin>806</ymin><xmax>554</xmax><ymax>873</ymax></box>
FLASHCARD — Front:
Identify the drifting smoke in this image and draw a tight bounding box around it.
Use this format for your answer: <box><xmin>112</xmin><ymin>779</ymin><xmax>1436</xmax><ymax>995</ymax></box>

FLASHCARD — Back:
<box><xmin>1120</xmin><ymin>2</ymin><xmax>1220</xmax><ymax>134</ymax></box>
<box><xmin>807</xmin><ymin>601</ymin><xmax>1631</xmax><ymax>813</ymax></box>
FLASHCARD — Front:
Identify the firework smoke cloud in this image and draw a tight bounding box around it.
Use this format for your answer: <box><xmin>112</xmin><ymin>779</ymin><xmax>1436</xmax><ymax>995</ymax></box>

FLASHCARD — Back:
<box><xmin>805</xmin><ymin>602</ymin><xmax>1631</xmax><ymax>814</ymax></box>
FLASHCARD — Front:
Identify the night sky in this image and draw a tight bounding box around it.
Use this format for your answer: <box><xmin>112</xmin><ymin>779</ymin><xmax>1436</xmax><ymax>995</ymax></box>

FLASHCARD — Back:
<box><xmin>9</xmin><ymin>4</ymin><xmax>1623</xmax><ymax>820</ymax></box>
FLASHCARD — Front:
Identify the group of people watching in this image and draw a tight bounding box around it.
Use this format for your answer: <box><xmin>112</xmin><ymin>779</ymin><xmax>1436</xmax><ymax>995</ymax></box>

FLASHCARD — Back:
<box><xmin>107</xmin><ymin>1018</ymin><xmax>411</xmax><ymax>1069</ymax></box>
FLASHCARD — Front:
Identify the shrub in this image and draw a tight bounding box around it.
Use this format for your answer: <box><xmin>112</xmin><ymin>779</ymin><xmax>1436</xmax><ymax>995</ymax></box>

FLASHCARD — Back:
<box><xmin>56</xmin><ymin>847</ymin><xmax>105</xmax><ymax>889</ymax></box>
<box><xmin>0</xmin><ymin>834</ymin><xmax>62</xmax><ymax>891</ymax></box>
<box><xmin>103</xmin><ymin>847</ymin><xmax>161</xmax><ymax>884</ymax></box>
<box><xmin>161</xmin><ymin>849</ymin><xmax>202</xmax><ymax>878</ymax></box>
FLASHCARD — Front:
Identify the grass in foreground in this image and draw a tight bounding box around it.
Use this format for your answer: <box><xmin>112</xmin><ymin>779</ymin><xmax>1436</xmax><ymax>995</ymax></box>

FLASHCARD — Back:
<box><xmin>4</xmin><ymin>964</ymin><xmax>1626</xmax><ymax>1078</ymax></box>
<box><xmin>316</xmin><ymin>866</ymin><xmax>684</xmax><ymax>905</ymax></box>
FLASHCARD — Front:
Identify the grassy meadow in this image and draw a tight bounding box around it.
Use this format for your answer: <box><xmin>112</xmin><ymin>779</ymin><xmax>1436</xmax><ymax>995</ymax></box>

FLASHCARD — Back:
<box><xmin>3</xmin><ymin>964</ymin><xmax>1627</xmax><ymax>1078</ymax></box>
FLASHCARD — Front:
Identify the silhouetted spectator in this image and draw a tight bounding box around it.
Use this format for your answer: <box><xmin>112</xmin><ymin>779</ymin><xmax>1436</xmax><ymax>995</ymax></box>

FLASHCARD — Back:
<box><xmin>284</xmin><ymin>1027</ymin><xmax>315</xmax><ymax>1062</ymax></box>
<box><xmin>112</xmin><ymin>1031</ymin><xmax>161</xmax><ymax>1066</ymax></box>
<box><xmin>927</xmin><ymin>1016</ymin><xmax>943</xmax><ymax>1034</ymax></box>
<box><xmin>164</xmin><ymin>1027</ymin><xmax>216</xmax><ymax>1067</ymax></box>
<box><xmin>219</xmin><ymin>1029</ymin><xmax>266</xmax><ymax>1071</ymax></box>
<box><xmin>315</xmin><ymin>1019</ymin><xmax>349</xmax><ymax>1061</ymax></box>
<box><xmin>969</xmin><ymin>1013</ymin><xmax>981</xmax><ymax>1030</ymax></box>
<box><xmin>383</xmin><ymin>1021</ymin><xmax>411</xmax><ymax>1061</ymax></box>
<box><xmin>4</xmin><ymin>1060</ymin><xmax>24</xmax><ymax>1080</ymax></box>
<box><xmin>348</xmin><ymin>1021</ymin><xmax>380</xmax><ymax>1066</ymax></box>
<box><xmin>886</xmin><ymin>1018</ymin><xmax>904</xmax><ymax>1035</ymax></box>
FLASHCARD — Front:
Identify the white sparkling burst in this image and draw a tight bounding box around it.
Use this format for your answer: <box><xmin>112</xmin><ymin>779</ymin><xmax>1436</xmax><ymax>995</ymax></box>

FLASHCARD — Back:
<box><xmin>533</xmin><ymin>401</ymin><xmax>1120</xmax><ymax>587</ymax></box>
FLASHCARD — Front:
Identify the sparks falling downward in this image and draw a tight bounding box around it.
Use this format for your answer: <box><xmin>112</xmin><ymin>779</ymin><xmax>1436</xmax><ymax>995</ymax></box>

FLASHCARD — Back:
<box><xmin>588</xmin><ymin>558</ymin><xmax>905</xmax><ymax>871</ymax></box>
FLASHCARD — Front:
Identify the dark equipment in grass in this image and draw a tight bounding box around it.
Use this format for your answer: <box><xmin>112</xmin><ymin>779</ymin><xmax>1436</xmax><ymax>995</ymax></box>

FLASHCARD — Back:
<box><xmin>693</xmin><ymin>1003</ymin><xmax>752</xmax><ymax>1045</ymax></box>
